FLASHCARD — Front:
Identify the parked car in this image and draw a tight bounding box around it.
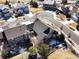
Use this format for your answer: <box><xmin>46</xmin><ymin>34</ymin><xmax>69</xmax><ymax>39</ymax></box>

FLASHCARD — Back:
<box><xmin>2</xmin><ymin>8</ymin><xmax>11</xmax><ymax>20</ymax></box>
<box><xmin>15</xmin><ymin>8</ymin><xmax>24</xmax><ymax>17</ymax></box>
<box><xmin>14</xmin><ymin>5</ymin><xmax>29</xmax><ymax>17</ymax></box>
<box><xmin>20</xmin><ymin>5</ymin><xmax>29</xmax><ymax>14</ymax></box>
<box><xmin>76</xmin><ymin>12</ymin><xmax>79</xmax><ymax>19</ymax></box>
<box><xmin>43</xmin><ymin>4</ymin><xmax>57</xmax><ymax>11</ymax></box>
<box><xmin>75</xmin><ymin>1</ymin><xmax>79</xmax><ymax>7</ymax></box>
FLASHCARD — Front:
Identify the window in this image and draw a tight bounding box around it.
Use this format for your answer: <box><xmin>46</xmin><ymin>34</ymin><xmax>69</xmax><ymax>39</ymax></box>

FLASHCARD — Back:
<box><xmin>68</xmin><ymin>39</ymin><xmax>75</xmax><ymax>46</ymax></box>
<box><xmin>44</xmin><ymin>28</ymin><xmax>50</xmax><ymax>34</ymax></box>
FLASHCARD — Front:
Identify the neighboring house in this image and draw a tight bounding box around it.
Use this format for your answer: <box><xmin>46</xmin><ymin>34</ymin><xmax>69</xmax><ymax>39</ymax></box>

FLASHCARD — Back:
<box><xmin>43</xmin><ymin>0</ymin><xmax>77</xmax><ymax>4</ymax></box>
<box><xmin>43</xmin><ymin>0</ymin><xmax>56</xmax><ymax>11</ymax></box>
<box><xmin>0</xmin><ymin>20</ymin><xmax>34</xmax><ymax>58</ymax></box>
<box><xmin>43</xmin><ymin>0</ymin><xmax>62</xmax><ymax>11</ymax></box>
<box><xmin>68</xmin><ymin>0</ymin><xmax>77</xmax><ymax>3</ymax></box>
<box><xmin>43</xmin><ymin>0</ymin><xmax>62</xmax><ymax>5</ymax></box>
<box><xmin>43</xmin><ymin>0</ymin><xmax>55</xmax><ymax>5</ymax></box>
<box><xmin>0</xmin><ymin>0</ymin><xmax>31</xmax><ymax>4</ymax></box>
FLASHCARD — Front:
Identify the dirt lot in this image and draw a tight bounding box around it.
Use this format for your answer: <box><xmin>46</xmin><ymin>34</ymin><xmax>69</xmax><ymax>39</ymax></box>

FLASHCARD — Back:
<box><xmin>48</xmin><ymin>48</ymin><xmax>79</xmax><ymax>59</ymax></box>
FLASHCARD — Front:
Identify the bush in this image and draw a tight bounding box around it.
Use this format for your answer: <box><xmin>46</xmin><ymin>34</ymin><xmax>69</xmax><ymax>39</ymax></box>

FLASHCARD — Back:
<box><xmin>38</xmin><ymin>44</ymin><xmax>49</xmax><ymax>59</ymax></box>
<box><xmin>28</xmin><ymin>47</ymin><xmax>38</xmax><ymax>59</ymax></box>
<box><xmin>28</xmin><ymin>47</ymin><xmax>38</xmax><ymax>55</ymax></box>
<box><xmin>62</xmin><ymin>0</ymin><xmax>67</xmax><ymax>5</ymax></box>
<box><xmin>1</xmin><ymin>51</ymin><xmax>8</xmax><ymax>59</ymax></box>
<box><xmin>30</xmin><ymin>0</ymin><xmax>38</xmax><ymax>8</ymax></box>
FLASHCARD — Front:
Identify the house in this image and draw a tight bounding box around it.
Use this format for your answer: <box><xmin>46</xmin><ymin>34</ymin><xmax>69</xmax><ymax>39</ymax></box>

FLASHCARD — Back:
<box><xmin>67</xmin><ymin>0</ymin><xmax>77</xmax><ymax>4</ymax></box>
<box><xmin>35</xmin><ymin>11</ymin><xmax>79</xmax><ymax>55</ymax></box>
<box><xmin>42</xmin><ymin>0</ymin><xmax>62</xmax><ymax>11</ymax></box>
<box><xmin>43</xmin><ymin>0</ymin><xmax>56</xmax><ymax>11</ymax></box>
<box><xmin>0</xmin><ymin>0</ymin><xmax>31</xmax><ymax>4</ymax></box>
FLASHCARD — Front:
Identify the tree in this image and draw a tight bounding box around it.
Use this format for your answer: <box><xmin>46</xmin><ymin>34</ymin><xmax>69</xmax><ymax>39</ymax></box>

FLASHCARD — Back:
<box><xmin>38</xmin><ymin>44</ymin><xmax>49</xmax><ymax>59</ymax></box>
<box><xmin>30</xmin><ymin>0</ymin><xmax>38</xmax><ymax>8</ymax></box>
<box><xmin>58</xmin><ymin>33</ymin><xmax>65</xmax><ymax>43</ymax></box>
<box><xmin>38</xmin><ymin>0</ymin><xmax>44</xmax><ymax>1</ymax></box>
<box><xmin>28</xmin><ymin>47</ymin><xmax>38</xmax><ymax>59</ymax></box>
<box><xmin>62</xmin><ymin>0</ymin><xmax>67</xmax><ymax>5</ymax></box>
<box><xmin>76</xmin><ymin>24</ymin><xmax>79</xmax><ymax>31</ymax></box>
<box><xmin>1</xmin><ymin>50</ymin><xmax>8</xmax><ymax>59</ymax></box>
<box><xmin>0</xmin><ymin>51</ymin><xmax>3</xmax><ymax>59</ymax></box>
<box><xmin>5</xmin><ymin>0</ymin><xmax>11</xmax><ymax>8</ymax></box>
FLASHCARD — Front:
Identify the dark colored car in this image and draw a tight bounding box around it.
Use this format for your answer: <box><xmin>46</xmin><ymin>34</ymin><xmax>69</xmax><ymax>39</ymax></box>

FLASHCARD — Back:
<box><xmin>20</xmin><ymin>5</ymin><xmax>29</xmax><ymax>14</ymax></box>
<box><xmin>15</xmin><ymin>5</ymin><xmax>29</xmax><ymax>17</ymax></box>
<box><xmin>61</xmin><ymin>7</ymin><xmax>70</xmax><ymax>14</ymax></box>
<box><xmin>76</xmin><ymin>13</ymin><xmax>79</xmax><ymax>19</ymax></box>
<box><xmin>2</xmin><ymin>8</ymin><xmax>11</xmax><ymax>20</ymax></box>
<box><xmin>15</xmin><ymin>8</ymin><xmax>24</xmax><ymax>17</ymax></box>
<box><xmin>75</xmin><ymin>1</ymin><xmax>79</xmax><ymax>7</ymax></box>
<box><xmin>43</xmin><ymin>4</ymin><xmax>57</xmax><ymax>11</ymax></box>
